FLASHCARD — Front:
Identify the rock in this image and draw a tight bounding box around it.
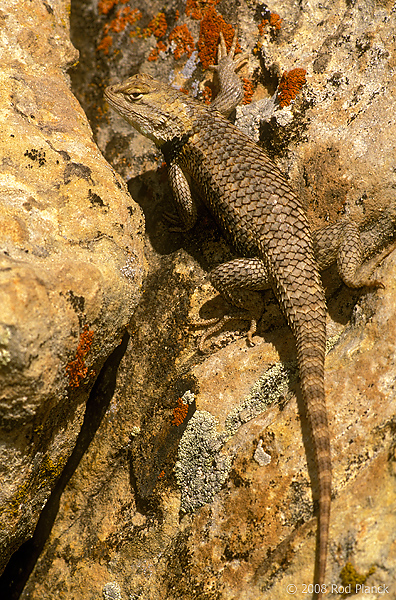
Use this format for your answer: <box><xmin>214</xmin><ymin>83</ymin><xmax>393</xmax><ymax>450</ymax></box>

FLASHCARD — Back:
<box><xmin>3</xmin><ymin>0</ymin><xmax>396</xmax><ymax>598</ymax></box>
<box><xmin>0</xmin><ymin>0</ymin><xmax>145</xmax><ymax>574</ymax></box>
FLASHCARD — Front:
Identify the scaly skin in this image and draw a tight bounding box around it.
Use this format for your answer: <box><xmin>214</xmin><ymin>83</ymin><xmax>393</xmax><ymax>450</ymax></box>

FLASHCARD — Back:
<box><xmin>105</xmin><ymin>33</ymin><xmax>388</xmax><ymax>599</ymax></box>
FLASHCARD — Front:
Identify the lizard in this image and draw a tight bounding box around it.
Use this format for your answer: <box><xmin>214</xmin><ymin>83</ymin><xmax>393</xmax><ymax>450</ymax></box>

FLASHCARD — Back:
<box><xmin>104</xmin><ymin>32</ymin><xmax>390</xmax><ymax>600</ymax></box>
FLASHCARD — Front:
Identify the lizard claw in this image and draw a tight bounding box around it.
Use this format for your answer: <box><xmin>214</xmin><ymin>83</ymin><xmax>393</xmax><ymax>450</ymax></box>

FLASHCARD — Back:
<box><xmin>208</xmin><ymin>30</ymin><xmax>247</xmax><ymax>72</ymax></box>
<box><xmin>227</xmin><ymin>29</ymin><xmax>240</xmax><ymax>59</ymax></box>
<box><xmin>218</xmin><ymin>31</ymin><xmax>228</xmax><ymax>61</ymax></box>
<box><xmin>246</xmin><ymin>318</ymin><xmax>257</xmax><ymax>346</ymax></box>
<box><xmin>191</xmin><ymin>313</ymin><xmax>257</xmax><ymax>353</ymax></box>
<box><xmin>207</xmin><ymin>28</ymin><xmax>247</xmax><ymax>115</ymax></box>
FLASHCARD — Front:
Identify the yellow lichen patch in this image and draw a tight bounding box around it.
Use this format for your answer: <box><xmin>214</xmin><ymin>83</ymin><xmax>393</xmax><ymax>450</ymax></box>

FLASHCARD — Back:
<box><xmin>339</xmin><ymin>562</ymin><xmax>377</xmax><ymax>596</ymax></box>
<box><xmin>38</xmin><ymin>455</ymin><xmax>67</xmax><ymax>489</ymax></box>
<box><xmin>4</xmin><ymin>455</ymin><xmax>66</xmax><ymax>522</ymax></box>
<box><xmin>169</xmin><ymin>24</ymin><xmax>195</xmax><ymax>60</ymax></box>
<box><xmin>198</xmin><ymin>6</ymin><xmax>240</xmax><ymax>69</ymax></box>
<box><xmin>277</xmin><ymin>68</ymin><xmax>307</xmax><ymax>107</ymax></box>
<box><xmin>66</xmin><ymin>325</ymin><xmax>94</xmax><ymax>388</ymax></box>
<box><xmin>171</xmin><ymin>397</ymin><xmax>189</xmax><ymax>427</ymax></box>
<box><xmin>5</xmin><ymin>481</ymin><xmax>30</xmax><ymax>520</ymax></box>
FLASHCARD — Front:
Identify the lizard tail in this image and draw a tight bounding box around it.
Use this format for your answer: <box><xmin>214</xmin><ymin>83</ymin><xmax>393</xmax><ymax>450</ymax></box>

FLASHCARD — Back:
<box><xmin>296</xmin><ymin>329</ymin><xmax>331</xmax><ymax>600</ymax></box>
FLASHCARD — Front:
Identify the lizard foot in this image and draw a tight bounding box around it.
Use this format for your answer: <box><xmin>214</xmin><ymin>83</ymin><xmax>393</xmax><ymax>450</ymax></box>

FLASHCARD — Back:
<box><xmin>346</xmin><ymin>240</ymin><xmax>396</xmax><ymax>289</ymax></box>
<box><xmin>207</xmin><ymin>30</ymin><xmax>249</xmax><ymax>117</ymax></box>
<box><xmin>208</xmin><ymin>30</ymin><xmax>248</xmax><ymax>74</ymax></box>
<box><xmin>192</xmin><ymin>313</ymin><xmax>257</xmax><ymax>353</ymax></box>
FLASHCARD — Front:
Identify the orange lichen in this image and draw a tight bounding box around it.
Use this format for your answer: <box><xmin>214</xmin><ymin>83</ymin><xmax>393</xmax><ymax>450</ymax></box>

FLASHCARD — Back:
<box><xmin>258</xmin><ymin>12</ymin><xmax>283</xmax><ymax>36</ymax></box>
<box><xmin>277</xmin><ymin>68</ymin><xmax>307</xmax><ymax>107</ymax></box>
<box><xmin>270</xmin><ymin>13</ymin><xmax>283</xmax><ymax>29</ymax></box>
<box><xmin>186</xmin><ymin>0</ymin><xmax>219</xmax><ymax>20</ymax></box>
<box><xmin>169</xmin><ymin>24</ymin><xmax>195</xmax><ymax>60</ymax></box>
<box><xmin>98</xmin><ymin>0</ymin><xmax>128</xmax><ymax>16</ymax></box>
<box><xmin>66</xmin><ymin>326</ymin><xmax>94</xmax><ymax>388</ymax></box>
<box><xmin>158</xmin><ymin>470</ymin><xmax>165</xmax><ymax>479</ymax></box>
<box><xmin>198</xmin><ymin>6</ymin><xmax>240</xmax><ymax>69</ymax></box>
<box><xmin>148</xmin><ymin>40</ymin><xmax>168</xmax><ymax>62</ymax></box>
<box><xmin>97</xmin><ymin>34</ymin><xmax>113</xmax><ymax>54</ymax></box>
<box><xmin>97</xmin><ymin>6</ymin><xmax>142</xmax><ymax>53</ymax></box>
<box><xmin>258</xmin><ymin>18</ymin><xmax>267</xmax><ymax>36</ymax></box>
<box><xmin>171</xmin><ymin>398</ymin><xmax>189</xmax><ymax>427</ymax></box>
<box><xmin>242</xmin><ymin>77</ymin><xmax>254</xmax><ymax>104</ymax></box>
<box><xmin>202</xmin><ymin>86</ymin><xmax>213</xmax><ymax>104</ymax></box>
<box><xmin>144</xmin><ymin>12</ymin><xmax>167</xmax><ymax>39</ymax></box>
<box><xmin>109</xmin><ymin>6</ymin><xmax>142</xmax><ymax>33</ymax></box>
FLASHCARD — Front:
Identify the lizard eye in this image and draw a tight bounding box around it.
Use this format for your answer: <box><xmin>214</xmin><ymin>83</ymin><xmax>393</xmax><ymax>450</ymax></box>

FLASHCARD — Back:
<box><xmin>127</xmin><ymin>92</ymin><xmax>143</xmax><ymax>101</ymax></box>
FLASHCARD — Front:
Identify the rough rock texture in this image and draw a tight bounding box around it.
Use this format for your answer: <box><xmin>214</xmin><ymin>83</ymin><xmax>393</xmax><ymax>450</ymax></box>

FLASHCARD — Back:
<box><xmin>0</xmin><ymin>0</ymin><xmax>145</xmax><ymax>574</ymax></box>
<box><xmin>2</xmin><ymin>0</ymin><xmax>396</xmax><ymax>599</ymax></box>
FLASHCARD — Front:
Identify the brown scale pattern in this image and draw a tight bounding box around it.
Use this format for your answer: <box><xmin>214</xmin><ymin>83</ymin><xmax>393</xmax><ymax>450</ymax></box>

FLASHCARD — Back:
<box><xmin>106</xmin><ymin>71</ymin><xmax>330</xmax><ymax>596</ymax></box>
<box><xmin>105</xmin><ymin>41</ymin><xmax>386</xmax><ymax>597</ymax></box>
<box><xmin>180</xmin><ymin>107</ymin><xmax>330</xmax><ymax>596</ymax></box>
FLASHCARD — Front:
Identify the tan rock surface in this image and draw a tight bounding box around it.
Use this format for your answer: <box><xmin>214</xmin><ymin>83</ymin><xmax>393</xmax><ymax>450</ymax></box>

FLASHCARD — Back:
<box><xmin>1</xmin><ymin>0</ymin><xmax>395</xmax><ymax>599</ymax></box>
<box><xmin>0</xmin><ymin>0</ymin><xmax>145</xmax><ymax>572</ymax></box>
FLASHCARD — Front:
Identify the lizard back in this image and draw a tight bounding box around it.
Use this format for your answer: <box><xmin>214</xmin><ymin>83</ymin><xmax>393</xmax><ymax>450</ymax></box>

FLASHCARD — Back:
<box><xmin>177</xmin><ymin>104</ymin><xmax>331</xmax><ymax>593</ymax></box>
<box><xmin>105</xmin><ymin>70</ymin><xmax>331</xmax><ymax>599</ymax></box>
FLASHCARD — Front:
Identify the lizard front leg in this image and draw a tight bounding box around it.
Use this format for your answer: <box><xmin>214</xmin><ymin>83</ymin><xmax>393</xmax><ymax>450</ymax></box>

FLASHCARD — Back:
<box><xmin>209</xmin><ymin>31</ymin><xmax>248</xmax><ymax>117</ymax></box>
<box><xmin>164</xmin><ymin>161</ymin><xmax>198</xmax><ymax>232</ymax></box>
<box><xmin>196</xmin><ymin>257</ymin><xmax>271</xmax><ymax>350</ymax></box>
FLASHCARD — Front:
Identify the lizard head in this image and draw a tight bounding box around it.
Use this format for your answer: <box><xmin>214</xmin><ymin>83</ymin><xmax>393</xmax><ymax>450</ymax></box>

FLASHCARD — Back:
<box><xmin>105</xmin><ymin>73</ymin><xmax>195</xmax><ymax>146</ymax></box>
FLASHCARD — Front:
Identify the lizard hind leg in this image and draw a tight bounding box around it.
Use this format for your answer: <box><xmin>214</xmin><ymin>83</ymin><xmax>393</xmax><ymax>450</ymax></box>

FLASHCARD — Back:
<box><xmin>336</xmin><ymin>220</ymin><xmax>385</xmax><ymax>288</ymax></box>
<box><xmin>314</xmin><ymin>219</ymin><xmax>391</xmax><ymax>289</ymax></box>
<box><xmin>195</xmin><ymin>257</ymin><xmax>270</xmax><ymax>351</ymax></box>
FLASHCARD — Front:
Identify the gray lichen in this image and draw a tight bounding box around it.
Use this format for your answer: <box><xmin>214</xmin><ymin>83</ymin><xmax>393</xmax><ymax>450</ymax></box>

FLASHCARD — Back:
<box><xmin>103</xmin><ymin>582</ymin><xmax>122</xmax><ymax>600</ymax></box>
<box><xmin>224</xmin><ymin>361</ymin><xmax>298</xmax><ymax>437</ymax></box>
<box><xmin>174</xmin><ymin>410</ymin><xmax>231</xmax><ymax>513</ymax></box>
<box><xmin>175</xmin><ymin>361</ymin><xmax>298</xmax><ymax>513</ymax></box>
<box><xmin>175</xmin><ymin>332</ymin><xmax>346</xmax><ymax>513</ymax></box>
<box><xmin>0</xmin><ymin>325</ymin><xmax>11</xmax><ymax>367</ymax></box>
<box><xmin>254</xmin><ymin>439</ymin><xmax>272</xmax><ymax>467</ymax></box>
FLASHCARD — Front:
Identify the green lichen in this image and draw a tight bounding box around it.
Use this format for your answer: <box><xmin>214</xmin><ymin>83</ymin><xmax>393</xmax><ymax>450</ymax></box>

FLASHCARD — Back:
<box><xmin>2</xmin><ymin>454</ymin><xmax>67</xmax><ymax>522</ymax></box>
<box><xmin>339</xmin><ymin>562</ymin><xmax>376</xmax><ymax>596</ymax></box>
